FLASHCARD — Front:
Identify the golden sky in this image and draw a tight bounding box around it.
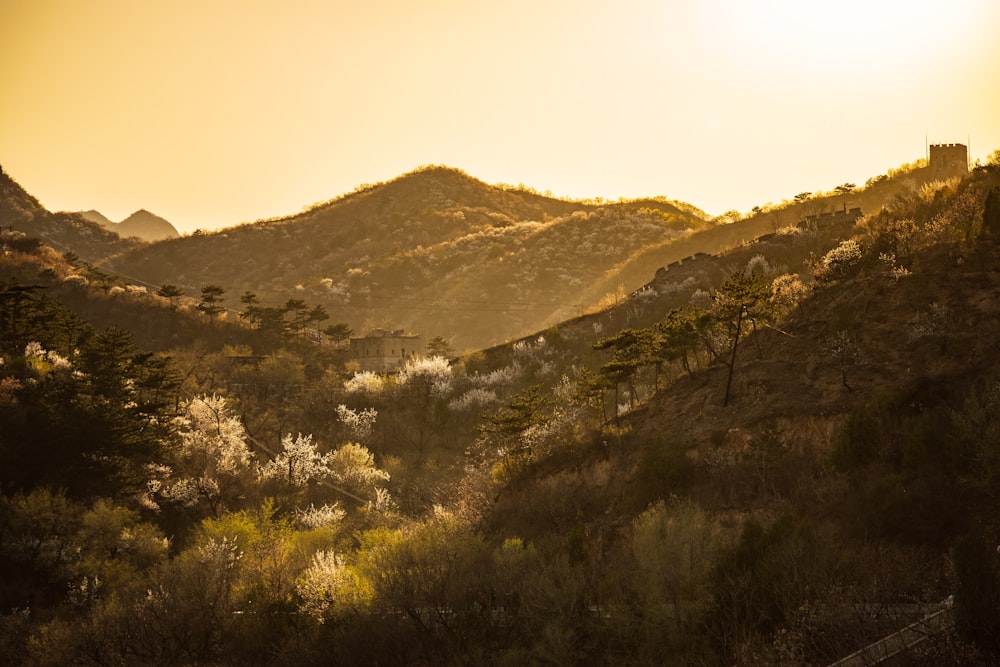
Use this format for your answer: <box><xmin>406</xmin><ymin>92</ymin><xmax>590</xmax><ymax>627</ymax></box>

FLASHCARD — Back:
<box><xmin>2</xmin><ymin>0</ymin><xmax>998</xmax><ymax>233</ymax></box>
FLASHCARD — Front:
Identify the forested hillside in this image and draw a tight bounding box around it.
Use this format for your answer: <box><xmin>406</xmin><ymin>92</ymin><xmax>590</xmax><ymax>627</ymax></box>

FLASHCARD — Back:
<box><xmin>102</xmin><ymin>166</ymin><xmax>710</xmax><ymax>349</ymax></box>
<box><xmin>2</xmin><ymin>154</ymin><xmax>1000</xmax><ymax>665</ymax></box>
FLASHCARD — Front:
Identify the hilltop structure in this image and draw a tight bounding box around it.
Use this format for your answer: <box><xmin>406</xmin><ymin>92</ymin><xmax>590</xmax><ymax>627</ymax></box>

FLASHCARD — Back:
<box><xmin>349</xmin><ymin>328</ymin><xmax>424</xmax><ymax>372</ymax></box>
<box><xmin>928</xmin><ymin>143</ymin><xmax>968</xmax><ymax>180</ymax></box>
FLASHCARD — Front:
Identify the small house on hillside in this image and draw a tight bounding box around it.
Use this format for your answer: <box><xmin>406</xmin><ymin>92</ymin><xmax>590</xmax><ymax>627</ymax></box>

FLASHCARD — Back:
<box><xmin>349</xmin><ymin>329</ymin><xmax>424</xmax><ymax>372</ymax></box>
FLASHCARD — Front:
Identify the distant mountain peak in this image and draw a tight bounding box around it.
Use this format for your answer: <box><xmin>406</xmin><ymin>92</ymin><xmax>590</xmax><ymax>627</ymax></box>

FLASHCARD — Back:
<box><xmin>79</xmin><ymin>210</ymin><xmax>114</xmax><ymax>227</ymax></box>
<box><xmin>76</xmin><ymin>208</ymin><xmax>180</xmax><ymax>242</ymax></box>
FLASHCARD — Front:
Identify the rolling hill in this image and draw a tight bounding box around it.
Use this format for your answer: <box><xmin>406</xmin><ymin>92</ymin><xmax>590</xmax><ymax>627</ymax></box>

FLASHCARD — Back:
<box><xmin>103</xmin><ymin>166</ymin><xmax>711</xmax><ymax>349</ymax></box>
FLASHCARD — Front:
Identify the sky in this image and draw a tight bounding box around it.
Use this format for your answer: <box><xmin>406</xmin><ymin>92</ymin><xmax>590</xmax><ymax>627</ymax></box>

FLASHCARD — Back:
<box><xmin>1</xmin><ymin>0</ymin><xmax>999</xmax><ymax>234</ymax></box>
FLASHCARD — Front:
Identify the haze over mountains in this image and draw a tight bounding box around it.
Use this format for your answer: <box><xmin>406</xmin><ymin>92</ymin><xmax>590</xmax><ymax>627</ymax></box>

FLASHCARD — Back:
<box><xmin>78</xmin><ymin>208</ymin><xmax>180</xmax><ymax>242</ymax></box>
<box><xmin>102</xmin><ymin>166</ymin><xmax>713</xmax><ymax>349</ymax></box>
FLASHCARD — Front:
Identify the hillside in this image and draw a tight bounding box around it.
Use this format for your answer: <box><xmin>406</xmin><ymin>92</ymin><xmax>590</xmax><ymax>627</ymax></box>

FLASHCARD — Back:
<box><xmin>79</xmin><ymin>208</ymin><xmax>180</xmax><ymax>242</ymax></box>
<box><xmin>103</xmin><ymin>166</ymin><xmax>709</xmax><ymax>350</ymax></box>
<box><xmin>0</xmin><ymin>166</ymin><xmax>138</xmax><ymax>262</ymax></box>
<box><xmin>2</xmin><ymin>155</ymin><xmax>999</xmax><ymax>665</ymax></box>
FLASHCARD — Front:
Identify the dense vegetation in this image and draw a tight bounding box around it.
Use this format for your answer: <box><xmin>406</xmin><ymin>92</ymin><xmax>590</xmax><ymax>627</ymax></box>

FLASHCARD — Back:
<box><xmin>2</xmin><ymin>155</ymin><xmax>1000</xmax><ymax>665</ymax></box>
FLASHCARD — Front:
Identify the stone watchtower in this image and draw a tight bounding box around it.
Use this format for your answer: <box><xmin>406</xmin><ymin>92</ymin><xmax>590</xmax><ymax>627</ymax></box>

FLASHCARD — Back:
<box><xmin>928</xmin><ymin>143</ymin><xmax>968</xmax><ymax>179</ymax></box>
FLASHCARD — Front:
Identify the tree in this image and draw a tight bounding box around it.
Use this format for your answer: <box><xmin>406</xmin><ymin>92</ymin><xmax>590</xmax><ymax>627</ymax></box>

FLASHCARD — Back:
<box><xmin>794</xmin><ymin>192</ymin><xmax>812</xmax><ymax>203</ymax></box>
<box><xmin>394</xmin><ymin>357</ymin><xmax>453</xmax><ymax>455</ymax></box>
<box><xmin>714</xmin><ymin>271</ymin><xmax>771</xmax><ymax>406</ymax></box>
<box><xmin>156</xmin><ymin>395</ymin><xmax>255</xmax><ymax>516</ymax></box>
<box><xmin>259</xmin><ymin>433</ymin><xmax>329</xmax><ymax>487</ymax></box>
<box><xmin>238</xmin><ymin>291</ymin><xmax>261</xmax><ymax>326</ymax></box>
<box><xmin>157</xmin><ymin>284</ymin><xmax>184</xmax><ymax>309</ymax></box>
<box><xmin>256</xmin><ymin>306</ymin><xmax>289</xmax><ymax>343</ymax></box>
<box><xmin>0</xmin><ymin>280</ymin><xmax>53</xmax><ymax>354</ymax></box>
<box><xmin>834</xmin><ymin>183</ymin><xmax>856</xmax><ymax>196</ymax></box>
<box><xmin>593</xmin><ymin>328</ymin><xmax>662</xmax><ymax>410</ymax></box>
<box><xmin>426</xmin><ymin>335</ymin><xmax>454</xmax><ymax>358</ymax></box>
<box><xmin>479</xmin><ymin>385</ymin><xmax>551</xmax><ymax>476</ymax></box>
<box><xmin>306</xmin><ymin>304</ymin><xmax>330</xmax><ymax>332</ymax></box>
<box><xmin>326</xmin><ymin>443</ymin><xmax>390</xmax><ymax>496</ymax></box>
<box><xmin>197</xmin><ymin>285</ymin><xmax>226</xmax><ymax>317</ymax></box>
<box><xmin>659</xmin><ymin>308</ymin><xmax>701</xmax><ymax>377</ymax></box>
<box><xmin>822</xmin><ymin>330</ymin><xmax>864</xmax><ymax>393</ymax></box>
<box><xmin>625</xmin><ymin>499</ymin><xmax>725</xmax><ymax>659</ymax></box>
<box><xmin>284</xmin><ymin>299</ymin><xmax>308</xmax><ymax>336</ymax></box>
<box><xmin>324</xmin><ymin>322</ymin><xmax>353</xmax><ymax>343</ymax></box>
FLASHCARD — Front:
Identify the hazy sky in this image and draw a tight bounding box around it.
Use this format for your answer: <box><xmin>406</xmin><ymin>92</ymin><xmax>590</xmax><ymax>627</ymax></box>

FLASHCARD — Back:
<box><xmin>2</xmin><ymin>0</ymin><xmax>998</xmax><ymax>233</ymax></box>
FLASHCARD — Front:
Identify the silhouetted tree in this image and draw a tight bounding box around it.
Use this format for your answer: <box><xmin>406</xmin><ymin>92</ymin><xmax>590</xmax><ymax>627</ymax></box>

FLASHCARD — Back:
<box><xmin>284</xmin><ymin>299</ymin><xmax>308</xmax><ymax>336</ymax></box>
<box><xmin>197</xmin><ymin>285</ymin><xmax>226</xmax><ymax>317</ymax></box>
<box><xmin>714</xmin><ymin>271</ymin><xmax>770</xmax><ymax>406</ymax></box>
<box><xmin>238</xmin><ymin>290</ymin><xmax>261</xmax><ymax>326</ymax></box>
<box><xmin>157</xmin><ymin>284</ymin><xmax>184</xmax><ymax>309</ymax></box>
<box><xmin>306</xmin><ymin>304</ymin><xmax>330</xmax><ymax>331</ymax></box>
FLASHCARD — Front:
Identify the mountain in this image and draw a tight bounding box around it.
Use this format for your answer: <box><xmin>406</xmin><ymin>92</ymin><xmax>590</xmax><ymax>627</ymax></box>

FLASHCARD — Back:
<box><xmin>78</xmin><ymin>209</ymin><xmax>115</xmax><ymax>228</ymax></box>
<box><xmin>0</xmin><ymin>165</ymin><xmax>138</xmax><ymax>262</ymax></box>
<box><xmin>104</xmin><ymin>166</ymin><xmax>711</xmax><ymax>350</ymax></box>
<box><xmin>79</xmin><ymin>208</ymin><xmax>180</xmax><ymax>242</ymax></box>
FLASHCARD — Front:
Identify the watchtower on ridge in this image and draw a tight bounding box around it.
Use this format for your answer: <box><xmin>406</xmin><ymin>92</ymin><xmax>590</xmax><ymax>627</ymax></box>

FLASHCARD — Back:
<box><xmin>928</xmin><ymin>143</ymin><xmax>968</xmax><ymax>179</ymax></box>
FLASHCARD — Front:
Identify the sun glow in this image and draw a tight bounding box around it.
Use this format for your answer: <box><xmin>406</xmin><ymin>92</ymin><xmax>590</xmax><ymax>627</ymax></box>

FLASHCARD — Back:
<box><xmin>715</xmin><ymin>0</ymin><xmax>975</xmax><ymax>75</ymax></box>
<box><xmin>1</xmin><ymin>0</ymin><xmax>998</xmax><ymax>230</ymax></box>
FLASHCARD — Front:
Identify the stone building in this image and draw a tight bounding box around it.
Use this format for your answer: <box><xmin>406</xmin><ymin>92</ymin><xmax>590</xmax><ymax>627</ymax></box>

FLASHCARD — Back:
<box><xmin>349</xmin><ymin>329</ymin><xmax>424</xmax><ymax>372</ymax></box>
<box><xmin>928</xmin><ymin>143</ymin><xmax>968</xmax><ymax>180</ymax></box>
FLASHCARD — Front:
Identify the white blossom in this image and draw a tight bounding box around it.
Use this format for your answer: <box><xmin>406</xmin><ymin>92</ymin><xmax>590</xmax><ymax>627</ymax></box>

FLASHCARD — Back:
<box><xmin>175</xmin><ymin>395</ymin><xmax>252</xmax><ymax>474</ymax></box>
<box><xmin>259</xmin><ymin>433</ymin><xmax>329</xmax><ymax>486</ymax></box>
<box><xmin>296</xmin><ymin>503</ymin><xmax>347</xmax><ymax>529</ymax></box>
<box><xmin>335</xmin><ymin>404</ymin><xmax>377</xmax><ymax>441</ymax></box>
<box><xmin>396</xmin><ymin>356</ymin><xmax>452</xmax><ymax>397</ymax></box>
<box><xmin>296</xmin><ymin>550</ymin><xmax>370</xmax><ymax>621</ymax></box>
<box><xmin>449</xmin><ymin>387</ymin><xmax>499</xmax><ymax>412</ymax></box>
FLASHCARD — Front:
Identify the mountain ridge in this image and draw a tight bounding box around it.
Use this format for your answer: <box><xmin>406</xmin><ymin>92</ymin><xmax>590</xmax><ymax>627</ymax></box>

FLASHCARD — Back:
<box><xmin>79</xmin><ymin>208</ymin><xmax>180</xmax><ymax>242</ymax></box>
<box><xmin>103</xmin><ymin>165</ymin><xmax>710</xmax><ymax>349</ymax></box>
